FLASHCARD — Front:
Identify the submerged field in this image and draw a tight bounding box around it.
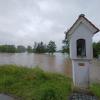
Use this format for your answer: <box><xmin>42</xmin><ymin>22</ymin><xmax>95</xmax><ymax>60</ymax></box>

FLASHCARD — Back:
<box><xmin>0</xmin><ymin>65</ymin><xmax>71</xmax><ymax>100</ymax></box>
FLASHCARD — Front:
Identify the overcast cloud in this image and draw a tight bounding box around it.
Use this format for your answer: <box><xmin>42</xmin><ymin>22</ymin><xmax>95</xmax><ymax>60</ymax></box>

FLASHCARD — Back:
<box><xmin>0</xmin><ymin>0</ymin><xmax>100</xmax><ymax>49</ymax></box>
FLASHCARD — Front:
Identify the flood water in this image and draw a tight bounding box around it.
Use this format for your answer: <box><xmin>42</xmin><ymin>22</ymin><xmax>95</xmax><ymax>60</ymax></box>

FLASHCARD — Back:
<box><xmin>0</xmin><ymin>53</ymin><xmax>72</xmax><ymax>76</ymax></box>
<box><xmin>0</xmin><ymin>53</ymin><xmax>100</xmax><ymax>82</ymax></box>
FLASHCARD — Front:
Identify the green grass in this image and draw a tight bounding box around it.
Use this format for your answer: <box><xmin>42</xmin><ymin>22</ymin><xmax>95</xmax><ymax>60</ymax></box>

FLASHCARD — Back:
<box><xmin>0</xmin><ymin>65</ymin><xmax>71</xmax><ymax>100</ymax></box>
<box><xmin>90</xmin><ymin>83</ymin><xmax>100</xmax><ymax>99</ymax></box>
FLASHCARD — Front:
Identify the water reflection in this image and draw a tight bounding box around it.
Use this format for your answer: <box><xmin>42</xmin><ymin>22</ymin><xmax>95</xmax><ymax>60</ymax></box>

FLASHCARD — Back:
<box><xmin>0</xmin><ymin>53</ymin><xmax>72</xmax><ymax>76</ymax></box>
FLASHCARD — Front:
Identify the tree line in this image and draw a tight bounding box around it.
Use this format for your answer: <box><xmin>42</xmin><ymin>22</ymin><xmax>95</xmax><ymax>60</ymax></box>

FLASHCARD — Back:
<box><xmin>93</xmin><ymin>41</ymin><xmax>100</xmax><ymax>58</ymax></box>
<box><xmin>0</xmin><ymin>39</ymin><xmax>99</xmax><ymax>58</ymax></box>
<box><xmin>0</xmin><ymin>41</ymin><xmax>56</xmax><ymax>54</ymax></box>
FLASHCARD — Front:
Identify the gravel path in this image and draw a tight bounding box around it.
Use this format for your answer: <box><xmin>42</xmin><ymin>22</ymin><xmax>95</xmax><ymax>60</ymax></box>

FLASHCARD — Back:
<box><xmin>69</xmin><ymin>92</ymin><xmax>98</xmax><ymax>100</ymax></box>
<box><xmin>0</xmin><ymin>94</ymin><xmax>14</xmax><ymax>100</ymax></box>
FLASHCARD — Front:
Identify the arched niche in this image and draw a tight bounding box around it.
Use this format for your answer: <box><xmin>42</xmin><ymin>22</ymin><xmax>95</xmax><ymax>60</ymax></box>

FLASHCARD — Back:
<box><xmin>77</xmin><ymin>39</ymin><xmax>86</xmax><ymax>57</ymax></box>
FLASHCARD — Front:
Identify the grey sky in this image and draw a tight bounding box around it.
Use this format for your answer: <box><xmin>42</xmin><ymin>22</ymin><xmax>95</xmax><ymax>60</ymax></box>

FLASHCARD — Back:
<box><xmin>0</xmin><ymin>0</ymin><xmax>100</xmax><ymax>49</ymax></box>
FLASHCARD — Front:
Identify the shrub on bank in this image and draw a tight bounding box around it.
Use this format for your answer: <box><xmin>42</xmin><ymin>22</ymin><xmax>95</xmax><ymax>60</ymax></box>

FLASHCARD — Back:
<box><xmin>0</xmin><ymin>65</ymin><xmax>71</xmax><ymax>100</ymax></box>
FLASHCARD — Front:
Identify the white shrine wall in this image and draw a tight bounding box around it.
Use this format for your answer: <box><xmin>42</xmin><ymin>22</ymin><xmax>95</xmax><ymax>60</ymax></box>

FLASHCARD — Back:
<box><xmin>70</xmin><ymin>23</ymin><xmax>93</xmax><ymax>60</ymax></box>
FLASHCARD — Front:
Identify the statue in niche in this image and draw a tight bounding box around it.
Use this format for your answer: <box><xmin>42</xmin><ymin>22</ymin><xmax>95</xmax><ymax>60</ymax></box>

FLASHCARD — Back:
<box><xmin>77</xmin><ymin>39</ymin><xmax>86</xmax><ymax>57</ymax></box>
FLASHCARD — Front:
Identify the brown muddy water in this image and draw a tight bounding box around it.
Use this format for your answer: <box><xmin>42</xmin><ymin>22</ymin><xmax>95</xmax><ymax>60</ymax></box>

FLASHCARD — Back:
<box><xmin>0</xmin><ymin>53</ymin><xmax>72</xmax><ymax>77</ymax></box>
<box><xmin>0</xmin><ymin>53</ymin><xmax>100</xmax><ymax>81</ymax></box>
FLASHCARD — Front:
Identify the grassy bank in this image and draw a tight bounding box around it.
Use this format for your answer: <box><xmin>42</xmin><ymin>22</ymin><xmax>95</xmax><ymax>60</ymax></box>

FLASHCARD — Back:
<box><xmin>90</xmin><ymin>83</ymin><xmax>100</xmax><ymax>99</ymax></box>
<box><xmin>0</xmin><ymin>65</ymin><xmax>71</xmax><ymax>100</ymax></box>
